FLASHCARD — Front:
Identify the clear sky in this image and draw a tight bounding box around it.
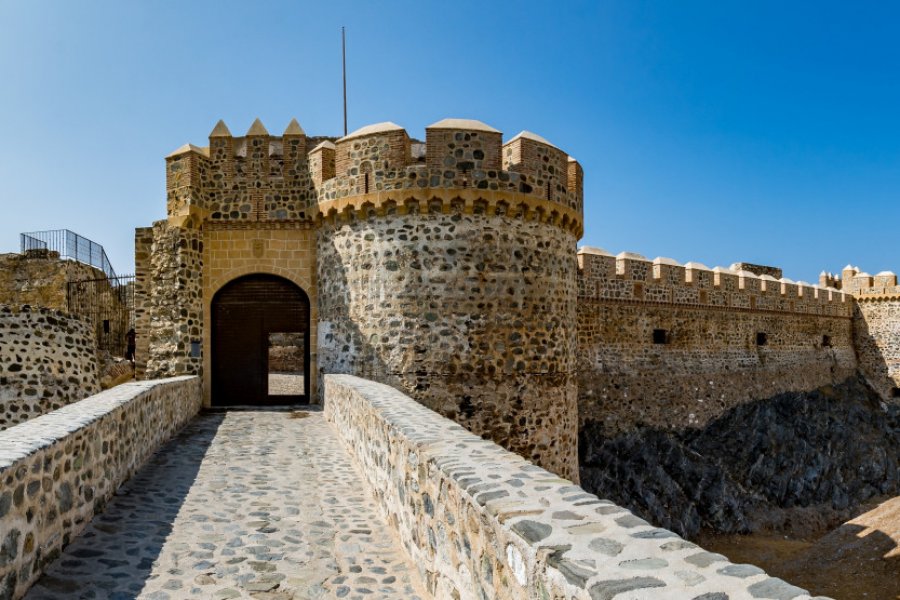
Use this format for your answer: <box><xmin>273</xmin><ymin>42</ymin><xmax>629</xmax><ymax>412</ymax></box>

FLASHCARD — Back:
<box><xmin>1</xmin><ymin>1</ymin><xmax>897</xmax><ymax>280</ymax></box>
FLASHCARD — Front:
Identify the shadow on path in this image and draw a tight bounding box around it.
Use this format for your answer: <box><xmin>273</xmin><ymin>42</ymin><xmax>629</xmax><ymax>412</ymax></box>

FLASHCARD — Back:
<box><xmin>26</xmin><ymin>414</ymin><xmax>225</xmax><ymax>599</ymax></box>
<box><xmin>25</xmin><ymin>409</ymin><xmax>426</xmax><ymax>600</ymax></box>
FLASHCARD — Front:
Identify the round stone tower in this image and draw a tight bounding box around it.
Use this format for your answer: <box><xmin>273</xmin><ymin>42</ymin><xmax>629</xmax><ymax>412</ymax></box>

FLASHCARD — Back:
<box><xmin>315</xmin><ymin>118</ymin><xmax>584</xmax><ymax>480</ymax></box>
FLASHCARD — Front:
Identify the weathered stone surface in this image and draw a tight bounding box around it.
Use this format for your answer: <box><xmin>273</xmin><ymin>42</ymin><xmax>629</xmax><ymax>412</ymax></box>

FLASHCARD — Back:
<box><xmin>0</xmin><ymin>305</ymin><xmax>99</xmax><ymax>430</ymax></box>
<box><xmin>748</xmin><ymin>578</ymin><xmax>809</xmax><ymax>599</ymax></box>
<box><xmin>0</xmin><ymin>252</ymin><xmax>102</xmax><ymax>311</ymax></box>
<box><xmin>855</xmin><ymin>294</ymin><xmax>900</xmax><ymax>401</ymax></box>
<box><xmin>324</xmin><ymin>374</ymin><xmax>823</xmax><ymax>600</ymax></box>
<box><xmin>318</xmin><ymin>211</ymin><xmax>580</xmax><ymax>481</ymax></box>
<box><xmin>589</xmin><ymin>576</ymin><xmax>666</xmax><ymax>599</ymax></box>
<box><xmin>139</xmin><ymin>222</ymin><xmax>203</xmax><ymax>380</ymax></box>
<box><xmin>25</xmin><ymin>410</ymin><xmax>425</xmax><ymax>600</ymax></box>
<box><xmin>0</xmin><ymin>376</ymin><xmax>200</xmax><ymax>598</ymax></box>
<box><xmin>577</xmin><ymin>250</ymin><xmax>856</xmax><ymax>437</ymax></box>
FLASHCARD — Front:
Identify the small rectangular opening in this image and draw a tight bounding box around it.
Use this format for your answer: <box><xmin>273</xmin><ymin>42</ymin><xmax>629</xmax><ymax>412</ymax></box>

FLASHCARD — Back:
<box><xmin>822</xmin><ymin>335</ymin><xmax>832</xmax><ymax>347</ymax></box>
<box><xmin>190</xmin><ymin>340</ymin><xmax>201</xmax><ymax>358</ymax></box>
<box><xmin>756</xmin><ymin>332</ymin><xmax>768</xmax><ymax>346</ymax></box>
<box><xmin>268</xmin><ymin>332</ymin><xmax>305</xmax><ymax>397</ymax></box>
<box><xmin>652</xmin><ymin>329</ymin><xmax>669</xmax><ymax>345</ymax></box>
<box><xmin>102</xmin><ymin>319</ymin><xmax>110</xmax><ymax>334</ymax></box>
<box><xmin>892</xmin><ymin>387</ymin><xmax>900</xmax><ymax>399</ymax></box>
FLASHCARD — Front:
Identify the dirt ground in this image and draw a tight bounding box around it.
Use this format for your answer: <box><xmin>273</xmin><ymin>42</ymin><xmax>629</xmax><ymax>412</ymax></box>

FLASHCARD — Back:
<box><xmin>699</xmin><ymin>496</ymin><xmax>900</xmax><ymax>600</ymax></box>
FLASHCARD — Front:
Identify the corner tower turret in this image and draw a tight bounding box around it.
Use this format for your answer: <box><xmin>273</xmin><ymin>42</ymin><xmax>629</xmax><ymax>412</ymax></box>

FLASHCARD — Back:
<box><xmin>315</xmin><ymin>118</ymin><xmax>583</xmax><ymax>480</ymax></box>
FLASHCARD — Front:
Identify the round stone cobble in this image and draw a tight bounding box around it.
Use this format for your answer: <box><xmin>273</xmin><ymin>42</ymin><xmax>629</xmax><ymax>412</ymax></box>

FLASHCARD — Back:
<box><xmin>25</xmin><ymin>410</ymin><xmax>426</xmax><ymax>599</ymax></box>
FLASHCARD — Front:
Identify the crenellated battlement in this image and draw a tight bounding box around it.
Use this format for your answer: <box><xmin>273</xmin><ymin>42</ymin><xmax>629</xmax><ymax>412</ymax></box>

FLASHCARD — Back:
<box><xmin>578</xmin><ymin>246</ymin><xmax>852</xmax><ymax>316</ymax></box>
<box><xmin>165</xmin><ymin>118</ymin><xmax>335</xmax><ymax>226</ymax></box>
<box><xmin>828</xmin><ymin>264</ymin><xmax>900</xmax><ymax>300</ymax></box>
<box><xmin>164</xmin><ymin>117</ymin><xmax>583</xmax><ymax>234</ymax></box>
<box><xmin>314</xmin><ymin>118</ymin><xmax>584</xmax><ymax>234</ymax></box>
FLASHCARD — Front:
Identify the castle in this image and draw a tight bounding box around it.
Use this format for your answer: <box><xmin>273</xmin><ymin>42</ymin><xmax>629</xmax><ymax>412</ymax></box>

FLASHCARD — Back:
<box><xmin>136</xmin><ymin>115</ymin><xmax>900</xmax><ymax>483</ymax></box>
<box><xmin>1</xmin><ymin>116</ymin><xmax>897</xmax><ymax>599</ymax></box>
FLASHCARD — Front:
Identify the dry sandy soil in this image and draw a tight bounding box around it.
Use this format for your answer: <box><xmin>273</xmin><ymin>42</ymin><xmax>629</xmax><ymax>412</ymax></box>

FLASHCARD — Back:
<box><xmin>700</xmin><ymin>496</ymin><xmax>900</xmax><ymax>600</ymax></box>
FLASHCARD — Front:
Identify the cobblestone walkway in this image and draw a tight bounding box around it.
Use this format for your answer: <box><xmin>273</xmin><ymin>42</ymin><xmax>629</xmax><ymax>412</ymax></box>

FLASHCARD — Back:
<box><xmin>26</xmin><ymin>410</ymin><xmax>427</xmax><ymax>600</ymax></box>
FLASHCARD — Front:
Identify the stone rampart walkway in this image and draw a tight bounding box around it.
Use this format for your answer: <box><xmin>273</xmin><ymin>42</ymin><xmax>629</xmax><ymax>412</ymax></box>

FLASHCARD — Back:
<box><xmin>25</xmin><ymin>410</ymin><xmax>427</xmax><ymax>600</ymax></box>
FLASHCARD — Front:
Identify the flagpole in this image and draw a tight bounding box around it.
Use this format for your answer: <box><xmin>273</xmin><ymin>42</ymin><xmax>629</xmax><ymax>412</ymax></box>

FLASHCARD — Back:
<box><xmin>342</xmin><ymin>26</ymin><xmax>348</xmax><ymax>136</ymax></box>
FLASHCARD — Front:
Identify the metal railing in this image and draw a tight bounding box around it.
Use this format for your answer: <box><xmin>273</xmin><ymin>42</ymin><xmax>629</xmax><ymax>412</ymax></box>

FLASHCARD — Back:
<box><xmin>67</xmin><ymin>275</ymin><xmax>136</xmax><ymax>358</ymax></box>
<box><xmin>20</xmin><ymin>229</ymin><xmax>118</xmax><ymax>279</ymax></box>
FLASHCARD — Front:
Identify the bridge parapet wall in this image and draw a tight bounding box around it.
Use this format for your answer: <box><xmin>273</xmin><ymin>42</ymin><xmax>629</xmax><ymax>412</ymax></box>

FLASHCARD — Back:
<box><xmin>0</xmin><ymin>376</ymin><xmax>200</xmax><ymax>598</ymax></box>
<box><xmin>324</xmin><ymin>374</ymin><xmax>823</xmax><ymax>600</ymax></box>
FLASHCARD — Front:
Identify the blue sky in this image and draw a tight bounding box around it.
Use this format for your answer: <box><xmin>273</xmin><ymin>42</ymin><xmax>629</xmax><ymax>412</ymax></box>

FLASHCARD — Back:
<box><xmin>1</xmin><ymin>1</ymin><xmax>897</xmax><ymax>280</ymax></box>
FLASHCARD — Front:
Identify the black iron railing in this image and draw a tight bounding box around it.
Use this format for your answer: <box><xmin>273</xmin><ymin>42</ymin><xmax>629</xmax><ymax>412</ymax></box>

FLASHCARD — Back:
<box><xmin>67</xmin><ymin>275</ymin><xmax>136</xmax><ymax>357</ymax></box>
<box><xmin>20</xmin><ymin>229</ymin><xmax>118</xmax><ymax>279</ymax></box>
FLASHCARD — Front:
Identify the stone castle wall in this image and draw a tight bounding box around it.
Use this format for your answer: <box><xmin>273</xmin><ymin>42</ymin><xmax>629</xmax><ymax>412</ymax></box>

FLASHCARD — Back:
<box><xmin>0</xmin><ymin>376</ymin><xmax>200</xmax><ymax>598</ymax></box>
<box><xmin>854</xmin><ymin>296</ymin><xmax>900</xmax><ymax>400</ymax></box>
<box><xmin>146</xmin><ymin>117</ymin><xmax>585</xmax><ymax>477</ymax></box>
<box><xmin>325</xmin><ymin>374</ymin><xmax>822</xmax><ymax>600</ymax></box>
<box><xmin>822</xmin><ymin>266</ymin><xmax>900</xmax><ymax>401</ymax></box>
<box><xmin>136</xmin><ymin>222</ymin><xmax>203</xmax><ymax>380</ymax></box>
<box><xmin>318</xmin><ymin>210</ymin><xmax>579</xmax><ymax>480</ymax></box>
<box><xmin>165</xmin><ymin>120</ymin><xmax>335</xmax><ymax>226</ymax></box>
<box><xmin>0</xmin><ymin>306</ymin><xmax>99</xmax><ymax>430</ymax></box>
<box><xmin>140</xmin><ymin>115</ymin><xmax>900</xmax><ymax>481</ymax></box>
<box><xmin>316</xmin><ymin>119</ymin><xmax>584</xmax><ymax>481</ymax></box>
<box><xmin>0</xmin><ymin>251</ymin><xmax>104</xmax><ymax>312</ymax></box>
<box><xmin>577</xmin><ymin>248</ymin><xmax>857</xmax><ymax>434</ymax></box>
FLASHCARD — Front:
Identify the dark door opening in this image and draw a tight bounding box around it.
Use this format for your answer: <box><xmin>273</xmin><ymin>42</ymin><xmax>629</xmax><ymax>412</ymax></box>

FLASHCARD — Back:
<box><xmin>212</xmin><ymin>274</ymin><xmax>310</xmax><ymax>406</ymax></box>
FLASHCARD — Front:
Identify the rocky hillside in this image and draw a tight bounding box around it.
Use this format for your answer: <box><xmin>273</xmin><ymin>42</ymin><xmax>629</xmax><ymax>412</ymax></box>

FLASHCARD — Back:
<box><xmin>579</xmin><ymin>377</ymin><xmax>900</xmax><ymax>538</ymax></box>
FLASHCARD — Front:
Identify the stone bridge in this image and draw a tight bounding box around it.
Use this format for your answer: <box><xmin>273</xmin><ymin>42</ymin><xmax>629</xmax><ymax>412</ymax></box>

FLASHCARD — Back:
<box><xmin>0</xmin><ymin>377</ymin><xmax>828</xmax><ymax>599</ymax></box>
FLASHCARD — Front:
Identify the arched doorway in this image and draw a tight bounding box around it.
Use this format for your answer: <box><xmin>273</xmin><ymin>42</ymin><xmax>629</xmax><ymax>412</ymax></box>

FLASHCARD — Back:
<box><xmin>211</xmin><ymin>274</ymin><xmax>310</xmax><ymax>406</ymax></box>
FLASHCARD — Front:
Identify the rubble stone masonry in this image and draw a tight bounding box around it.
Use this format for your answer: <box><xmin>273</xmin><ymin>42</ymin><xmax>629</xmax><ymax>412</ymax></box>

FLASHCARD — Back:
<box><xmin>824</xmin><ymin>266</ymin><xmax>900</xmax><ymax>401</ymax></box>
<box><xmin>577</xmin><ymin>248</ymin><xmax>857</xmax><ymax>434</ymax></box>
<box><xmin>139</xmin><ymin>222</ymin><xmax>202</xmax><ymax>380</ymax></box>
<box><xmin>0</xmin><ymin>252</ymin><xmax>104</xmax><ymax>312</ymax></box>
<box><xmin>318</xmin><ymin>210</ymin><xmax>579</xmax><ymax>480</ymax></box>
<box><xmin>0</xmin><ymin>376</ymin><xmax>200</xmax><ymax>598</ymax></box>
<box><xmin>325</xmin><ymin>374</ymin><xmax>822</xmax><ymax>600</ymax></box>
<box><xmin>0</xmin><ymin>306</ymin><xmax>99</xmax><ymax>430</ymax></box>
<box><xmin>856</xmin><ymin>299</ymin><xmax>900</xmax><ymax>399</ymax></box>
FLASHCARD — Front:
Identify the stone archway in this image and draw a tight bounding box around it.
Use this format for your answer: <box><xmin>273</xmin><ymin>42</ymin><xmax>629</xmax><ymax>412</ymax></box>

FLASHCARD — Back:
<box><xmin>211</xmin><ymin>274</ymin><xmax>310</xmax><ymax>406</ymax></box>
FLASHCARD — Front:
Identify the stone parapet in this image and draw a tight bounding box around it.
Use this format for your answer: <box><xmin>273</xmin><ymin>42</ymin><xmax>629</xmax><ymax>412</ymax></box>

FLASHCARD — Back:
<box><xmin>578</xmin><ymin>248</ymin><xmax>851</xmax><ymax>317</ymax></box>
<box><xmin>0</xmin><ymin>376</ymin><xmax>201</xmax><ymax>598</ymax></box>
<box><xmin>316</xmin><ymin>120</ymin><xmax>583</xmax><ymax>230</ymax></box>
<box><xmin>164</xmin><ymin>120</ymin><xmax>331</xmax><ymax>225</ymax></box>
<box><xmin>324</xmin><ymin>374</ymin><xmax>825</xmax><ymax>600</ymax></box>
